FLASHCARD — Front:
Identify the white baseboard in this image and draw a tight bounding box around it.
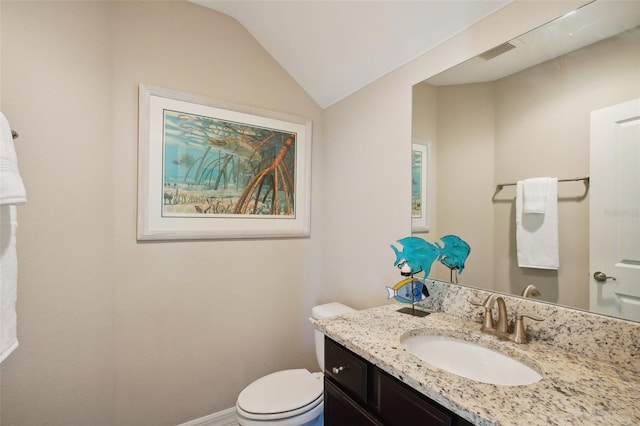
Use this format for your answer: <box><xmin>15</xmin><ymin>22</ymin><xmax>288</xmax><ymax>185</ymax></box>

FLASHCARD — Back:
<box><xmin>177</xmin><ymin>407</ymin><xmax>238</xmax><ymax>426</ymax></box>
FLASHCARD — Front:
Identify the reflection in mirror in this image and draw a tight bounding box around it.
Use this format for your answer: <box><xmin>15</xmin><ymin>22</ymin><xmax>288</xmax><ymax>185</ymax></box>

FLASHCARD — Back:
<box><xmin>411</xmin><ymin>141</ymin><xmax>430</xmax><ymax>233</ymax></box>
<box><xmin>412</xmin><ymin>0</ymin><xmax>640</xmax><ymax>321</ymax></box>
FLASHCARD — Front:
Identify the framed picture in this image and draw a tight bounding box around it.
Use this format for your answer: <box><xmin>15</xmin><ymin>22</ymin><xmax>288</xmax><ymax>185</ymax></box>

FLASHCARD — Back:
<box><xmin>411</xmin><ymin>141</ymin><xmax>430</xmax><ymax>233</ymax></box>
<box><xmin>137</xmin><ymin>85</ymin><xmax>312</xmax><ymax>240</ymax></box>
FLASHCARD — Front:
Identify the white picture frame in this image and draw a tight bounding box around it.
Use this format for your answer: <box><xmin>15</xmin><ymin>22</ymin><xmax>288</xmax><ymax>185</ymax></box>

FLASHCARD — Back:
<box><xmin>411</xmin><ymin>141</ymin><xmax>430</xmax><ymax>233</ymax></box>
<box><xmin>137</xmin><ymin>85</ymin><xmax>312</xmax><ymax>240</ymax></box>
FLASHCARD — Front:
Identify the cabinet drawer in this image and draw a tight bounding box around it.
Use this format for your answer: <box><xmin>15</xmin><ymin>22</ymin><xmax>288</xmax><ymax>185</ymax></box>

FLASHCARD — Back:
<box><xmin>325</xmin><ymin>337</ymin><xmax>369</xmax><ymax>403</ymax></box>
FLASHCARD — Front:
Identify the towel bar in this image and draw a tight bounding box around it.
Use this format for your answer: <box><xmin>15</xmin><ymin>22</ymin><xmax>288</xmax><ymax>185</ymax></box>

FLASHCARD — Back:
<box><xmin>496</xmin><ymin>176</ymin><xmax>589</xmax><ymax>191</ymax></box>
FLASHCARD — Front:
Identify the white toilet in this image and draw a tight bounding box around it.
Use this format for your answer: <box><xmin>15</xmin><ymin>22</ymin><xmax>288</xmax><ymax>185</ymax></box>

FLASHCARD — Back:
<box><xmin>235</xmin><ymin>302</ymin><xmax>356</xmax><ymax>426</ymax></box>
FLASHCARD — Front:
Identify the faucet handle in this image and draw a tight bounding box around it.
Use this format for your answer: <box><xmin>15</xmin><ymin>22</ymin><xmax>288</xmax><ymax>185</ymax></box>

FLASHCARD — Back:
<box><xmin>519</xmin><ymin>313</ymin><xmax>544</xmax><ymax>321</ymax></box>
<box><xmin>510</xmin><ymin>313</ymin><xmax>544</xmax><ymax>344</ymax></box>
<box><xmin>470</xmin><ymin>299</ymin><xmax>495</xmax><ymax>332</ymax></box>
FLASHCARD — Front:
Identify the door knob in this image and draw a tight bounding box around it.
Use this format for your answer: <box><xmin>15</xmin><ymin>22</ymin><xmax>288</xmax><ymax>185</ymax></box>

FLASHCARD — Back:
<box><xmin>593</xmin><ymin>271</ymin><xmax>616</xmax><ymax>282</ymax></box>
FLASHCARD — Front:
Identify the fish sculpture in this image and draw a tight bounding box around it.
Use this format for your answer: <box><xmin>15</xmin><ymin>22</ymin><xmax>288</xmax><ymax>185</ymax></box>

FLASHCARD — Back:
<box><xmin>386</xmin><ymin>277</ymin><xmax>429</xmax><ymax>304</ymax></box>
<box><xmin>436</xmin><ymin>235</ymin><xmax>471</xmax><ymax>273</ymax></box>
<box><xmin>390</xmin><ymin>236</ymin><xmax>439</xmax><ymax>277</ymax></box>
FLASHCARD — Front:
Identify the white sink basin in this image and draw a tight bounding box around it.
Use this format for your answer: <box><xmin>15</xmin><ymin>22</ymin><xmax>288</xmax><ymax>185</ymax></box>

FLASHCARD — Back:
<box><xmin>401</xmin><ymin>334</ymin><xmax>542</xmax><ymax>386</ymax></box>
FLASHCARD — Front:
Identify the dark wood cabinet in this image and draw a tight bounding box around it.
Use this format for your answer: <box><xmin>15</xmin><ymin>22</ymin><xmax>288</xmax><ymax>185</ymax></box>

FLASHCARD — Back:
<box><xmin>324</xmin><ymin>337</ymin><xmax>474</xmax><ymax>426</ymax></box>
<box><xmin>324</xmin><ymin>377</ymin><xmax>383</xmax><ymax>426</ymax></box>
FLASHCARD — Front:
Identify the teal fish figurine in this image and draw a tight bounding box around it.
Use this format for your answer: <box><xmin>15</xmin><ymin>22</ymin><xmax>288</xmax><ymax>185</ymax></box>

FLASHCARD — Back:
<box><xmin>390</xmin><ymin>236</ymin><xmax>439</xmax><ymax>277</ymax></box>
<box><xmin>436</xmin><ymin>235</ymin><xmax>471</xmax><ymax>273</ymax></box>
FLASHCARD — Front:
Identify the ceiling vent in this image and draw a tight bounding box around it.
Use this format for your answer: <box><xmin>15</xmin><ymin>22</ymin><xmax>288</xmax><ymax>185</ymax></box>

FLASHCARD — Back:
<box><xmin>478</xmin><ymin>42</ymin><xmax>516</xmax><ymax>61</ymax></box>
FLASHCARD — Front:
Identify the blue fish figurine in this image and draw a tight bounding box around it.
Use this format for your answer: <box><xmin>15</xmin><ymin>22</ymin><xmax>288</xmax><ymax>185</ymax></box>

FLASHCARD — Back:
<box><xmin>386</xmin><ymin>277</ymin><xmax>429</xmax><ymax>304</ymax></box>
<box><xmin>390</xmin><ymin>236</ymin><xmax>439</xmax><ymax>277</ymax></box>
<box><xmin>436</xmin><ymin>235</ymin><xmax>471</xmax><ymax>273</ymax></box>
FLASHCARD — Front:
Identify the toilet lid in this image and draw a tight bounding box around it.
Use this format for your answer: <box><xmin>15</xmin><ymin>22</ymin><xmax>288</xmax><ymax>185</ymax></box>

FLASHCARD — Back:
<box><xmin>237</xmin><ymin>369</ymin><xmax>323</xmax><ymax>417</ymax></box>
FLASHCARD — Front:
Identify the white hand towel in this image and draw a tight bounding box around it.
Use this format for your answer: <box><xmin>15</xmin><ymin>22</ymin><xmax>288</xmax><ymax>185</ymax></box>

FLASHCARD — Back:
<box><xmin>0</xmin><ymin>111</ymin><xmax>26</xmax><ymax>363</ymax></box>
<box><xmin>516</xmin><ymin>178</ymin><xmax>559</xmax><ymax>270</ymax></box>
<box><xmin>0</xmin><ymin>112</ymin><xmax>26</xmax><ymax>205</ymax></box>
<box><xmin>1</xmin><ymin>205</ymin><xmax>19</xmax><ymax>363</ymax></box>
<box><xmin>522</xmin><ymin>177</ymin><xmax>548</xmax><ymax>214</ymax></box>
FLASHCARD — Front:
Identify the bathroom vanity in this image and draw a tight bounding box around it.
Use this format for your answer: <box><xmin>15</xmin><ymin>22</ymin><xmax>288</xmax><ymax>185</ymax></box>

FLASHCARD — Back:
<box><xmin>324</xmin><ymin>337</ymin><xmax>473</xmax><ymax>425</ymax></box>
<box><xmin>315</xmin><ymin>286</ymin><xmax>640</xmax><ymax>426</ymax></box>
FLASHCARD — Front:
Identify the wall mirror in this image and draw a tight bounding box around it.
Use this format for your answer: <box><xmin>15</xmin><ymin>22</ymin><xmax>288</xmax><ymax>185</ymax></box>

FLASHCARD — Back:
<box><xmin>412</xmin><ymin>0</ymin><xmax>640</xmax><ymax>322</ymax></box>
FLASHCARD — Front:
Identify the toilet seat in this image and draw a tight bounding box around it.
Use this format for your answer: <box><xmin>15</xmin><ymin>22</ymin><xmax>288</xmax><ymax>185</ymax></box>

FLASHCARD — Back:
<box><xmin>236</xmin><ymin>369</ymin><xmax>323</xmax><ymax>422</ymax></box>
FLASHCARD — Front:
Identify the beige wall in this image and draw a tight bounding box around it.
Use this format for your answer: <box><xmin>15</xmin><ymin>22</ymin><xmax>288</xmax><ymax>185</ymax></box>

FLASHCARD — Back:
<box><xmin>413</xmin><ymin>27</ymin><xmax>640</xmax><ymax>309</ymax></box>
<box><xmin>436</xmin><ymin>83</ymin><xmax>496</xmax><ymax>285</ymax></box>
<box><xmin>0</xmin><ymin>0</ymin><xmax>592</xmax><ymax>425</ymax></box>
<box><xmin>1</xmin><ymin>1</ymin><xmax>322</xmax><ymax>425</ymax></box>
<box><xmin>1</xmin><ymin>2</ymin><xmax>116</xmax><ymax>424</ymax></box>
<box><xmin>413</xmin><ymin>82</ymin><xmax>497</xmax><ymax>284</ymax></box>
<box><xmin>411</xmin><ymin>82</ymin><xmax>438</xmax><ymax>241</ymax></box>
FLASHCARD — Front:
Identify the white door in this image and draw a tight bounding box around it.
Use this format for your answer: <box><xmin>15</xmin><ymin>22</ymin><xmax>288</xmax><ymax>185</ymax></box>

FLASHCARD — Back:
<box><xmin>590</xmin><ymin>99</ymin><xmax>640</xmax><ymax>321</ymax></box>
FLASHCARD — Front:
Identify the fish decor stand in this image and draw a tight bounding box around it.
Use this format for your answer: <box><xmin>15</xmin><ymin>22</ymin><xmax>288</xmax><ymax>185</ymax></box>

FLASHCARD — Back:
<box><xmin>388</xmin><ymin>235</ymin><xmax>471</xmax><ymax>317</ymax></box>
<box><xmin>396</xmin><ymin>269</ymin><xmax>430</xmax><ymax>318</ymax></box>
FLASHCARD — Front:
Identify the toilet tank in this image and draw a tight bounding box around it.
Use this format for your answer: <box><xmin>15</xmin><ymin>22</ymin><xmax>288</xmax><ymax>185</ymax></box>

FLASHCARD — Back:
<box><xmin>311</xmin><ymin>302</ymin><xmax>355</xmax><ymax>371</ymax></box>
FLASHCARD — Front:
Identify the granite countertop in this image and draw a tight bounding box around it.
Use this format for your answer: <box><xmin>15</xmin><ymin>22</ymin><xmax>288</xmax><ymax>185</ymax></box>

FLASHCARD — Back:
<box><xmin>314</xmin><ymin>304</ymin><xmax>640</xmax><ymax>426</ymax></box>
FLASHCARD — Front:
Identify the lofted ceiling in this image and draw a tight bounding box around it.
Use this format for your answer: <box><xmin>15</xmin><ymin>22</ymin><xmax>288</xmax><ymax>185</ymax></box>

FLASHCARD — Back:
<box><xmin>190</xmin><ymin>0</ymin><xmax>511</xmax><ymax>108</ymax></box>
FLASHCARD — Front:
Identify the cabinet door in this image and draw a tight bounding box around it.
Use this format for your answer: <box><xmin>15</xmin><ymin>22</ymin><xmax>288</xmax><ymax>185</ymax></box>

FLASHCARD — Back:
<box><xmin>375</xmin><ymin>369</ymin><xmax>454</xmax><ymax>426</ymax></box>
<box><xmin>324</xmin><ymin>377</ymin><xmax>382</xmax><ymax>426</ymax></box>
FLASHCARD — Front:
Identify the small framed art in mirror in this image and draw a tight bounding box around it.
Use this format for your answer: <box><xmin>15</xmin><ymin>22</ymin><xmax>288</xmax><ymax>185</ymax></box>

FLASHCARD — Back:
<box><xmin>411</xmin><ymin>140</ymin><xmax>430</xmax><ymax>234</ymax></box>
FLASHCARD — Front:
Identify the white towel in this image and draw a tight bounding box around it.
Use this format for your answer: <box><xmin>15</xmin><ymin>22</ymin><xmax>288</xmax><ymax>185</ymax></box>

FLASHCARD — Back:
<box><xmin>1</xmin><ymin>205</ymin><xmax>20</xmax><ymax>363</ymax></box>
<box><xmin>0</xmin><ymin>112</ymin><xmax>26</xmax><ymax>205</ymax></box>
<box><xmin>516</xmin><ymin>178</ymin><xmax>559</xmax><ymax>270</ymax></box>
<box><xmin>0</xmin><ymin>111</ymin><xmax>26</xmax><ymax>363</ymax></box>
<box><xmin>522</xmin><ymin>177</ymin><xmax>548</xmax><ymax>214</ymax></box>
